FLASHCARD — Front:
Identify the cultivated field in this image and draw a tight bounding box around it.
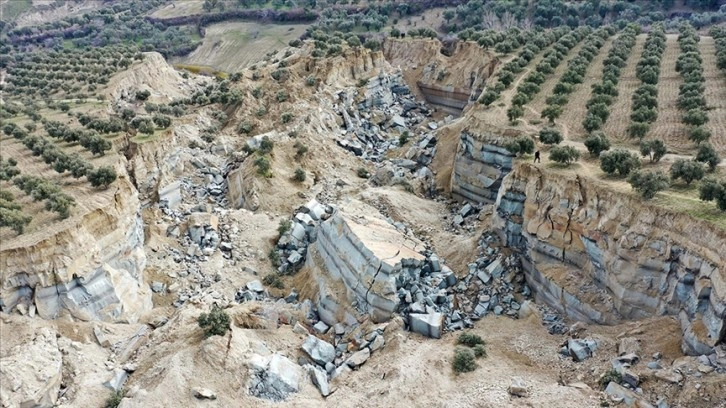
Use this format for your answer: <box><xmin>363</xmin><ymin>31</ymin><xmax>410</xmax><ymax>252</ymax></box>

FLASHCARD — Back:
<box><xmin>148</xmin><ymin>0</ymin><xmax>205</xmax><ymax>18</ymax></box>
<box><xmin>648</xmin><ymin>34</ymin><xmax>689</xmax><ymax>154</ymax></box>
<box><xmin>171</xmin><ymin>22</ymin><xmax>309</xmax><ymax>73</ymax></box>
<box><xmin>599</xmin><ymin>34</ymin><xmax>647</xmax><ymax>144</ymax></box>
<box><xmin>558</xmin><ymin>35</ymin><xmax>616</xmax><ymax>140</ymax></box>
<box><xmin>701</xmin><ymin>36</ymin><xmax>726</xmax><ymax>153</ymax></box>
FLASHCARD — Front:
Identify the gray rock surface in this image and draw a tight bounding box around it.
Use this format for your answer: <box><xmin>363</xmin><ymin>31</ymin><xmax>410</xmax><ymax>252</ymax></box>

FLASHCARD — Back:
<box><xmin>301</xmin><ymin>335</ymin><xmax>335</xmax><ymax>366</ymax></box>
<box><xmin>248</xmin><ymin>354</ymin><xmax>302</xmax><ymax>401</ymax></box>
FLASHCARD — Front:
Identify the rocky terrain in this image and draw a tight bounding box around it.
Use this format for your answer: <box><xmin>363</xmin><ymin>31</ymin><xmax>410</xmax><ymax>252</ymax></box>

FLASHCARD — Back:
<box><xmin>1</xmin><ymin>36</ymin><xmax>725</xmax><ymax>408</ymax></box>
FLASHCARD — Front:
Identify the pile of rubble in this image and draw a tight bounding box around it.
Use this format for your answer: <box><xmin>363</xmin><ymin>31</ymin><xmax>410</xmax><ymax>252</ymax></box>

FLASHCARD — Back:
<box><xmin>394</xmin><ymin>231</ymin><xmax>531</xmax><ymax>338</ymax></box>
<box><xmin>269</xmin><ymin>199</ymin><xmax>334</xmax><ymax>275</ymax></box>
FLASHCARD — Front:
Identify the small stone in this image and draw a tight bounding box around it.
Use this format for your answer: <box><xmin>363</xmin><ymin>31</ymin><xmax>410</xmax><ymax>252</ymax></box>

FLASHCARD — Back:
<box><xmin>618</xmin><ymin>337</ymin><xmax>641</xmax><ymax>357</ymax></box>
<box><xmin>453</xmin><ymin>214</ymin><xmax>464</xmax><ymax>225</ymax></box>
<box><xmin>151</xmin><ymin>281</ymin><xmax>165</xmax><ymax>293</ymax></box>
<box><xmin>308</xmin><ymin>365</ymin><xmax>331</xmax><ymax>397</ymax></box>
<box><xmin>333</xmin><ymin>323</ymin><xmax>346</xmax><ymax>336</ymax></box>
<box><xmin>246</xmin><ymin>280</ymin><xmax>264</xmax><ymax>293</ymax></box>
<box><xmin>508</xmin><ymin>378</ymin><xmax>528</xmax><ymax>398</ymax></box>
<box><xmin>647</xmin><ymin>362</ymin><xmax>662</xmax><ymax>370</ymax></box>
<box><xmin>293</xmin><ymin>322</ymin><xmax>308</xmax><ymax>335</ymax></box>
<box><xmin>459</xmin><ymin>203</ymin><xmax>473</xmax><ymax>217</ymax></box>
<box><xmin>193</xmin><ymin>388</ymin><xmax>217</xmax><ymax>400</ymax></box>
<box><xmin>313</xmin><ymin>321</ymin><xmax>330</xmax><ymax>334</ymax></box>
<box><xmin>369</xmin><ymin>334</ymin><xmax>385</xmax><ymax>352</ymax></box>
<box><xmin>346</xmin><ymin>348</ymin><xmax>371</xmax><ymax>368</ymax></box>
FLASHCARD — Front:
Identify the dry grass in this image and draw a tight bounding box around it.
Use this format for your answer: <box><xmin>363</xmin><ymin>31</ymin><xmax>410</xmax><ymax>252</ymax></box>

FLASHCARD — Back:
<box><xmin>649</xmin><ymin>34</ymin><xmax>690</xmax><ymax>154</ymax></box>
<box><xmin>558</xmin><ymin>35</ymin><xmax>616</xmax><ymax>140</ymax></box>
<box><xmin>148</xmin><ymin>0</ymin><xmax>205</xmax><ymax>18</ymax></box>
<box><xmin>599</xmin><ymin>33</ymin><xmax>646</xmax><ymax>145</ymax></box>
<box><xmin>700</xmin><ymin>36</ymin><xmax>726</xmax><ymax>155</ymax></box>
<box><xmin>170</xmin><ymin>21</ymin><xmax>309</xmax><ymax>72</ymax></box>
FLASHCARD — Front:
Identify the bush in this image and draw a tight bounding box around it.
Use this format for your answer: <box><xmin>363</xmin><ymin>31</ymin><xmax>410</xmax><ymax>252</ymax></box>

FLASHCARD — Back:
<box><xmin>278</xmin><ymin>219</ymin><xmax>292</xmax><ymax>235</ymax></box>
<box><xmin>600</xmin><ymin>149</ymin><xmax>640</xmax><ymax>177</ymax></box>
<box><xmin>457</xmin><ymin>333</ymin><xmax>485</xmax><ymax>347</ymax></box>
<box><xmin>452</xmin><ymin>347</ymin><xmax>477</xmax><ymax>374</ymax></box>
<box><xmin>0</xmin><ymin>207</ymin><xmax>32</xmax><ymax>234</ymax></box>
<box><xmin>639</xmin><ymin>139</ymin><xmax>667</xmax><ymax>163</ymax></box>
<box><xmin>87</xmin><ymin>166</ymin><xmax>117</xmax><ymax>189</ymax></box>
<box><xmin>276</xmin><ymin>90</ymin><xmax>288</xmax><ymax>102</ymax></box>
<box><xmin>293</xmin><ymin>168</ymin><xmax>306</xmax><ymax>182</ymax></box>
<box><xmin>281</xmin><ymin>112</ymin><xmax>293</xmax><ymax>124</ymax></box>
<box><xmin>538</xmin><ymin>128</ymin><xmax>563</xmax><ymax>145</ymax></box>
<box><xmin>670</xmin><ymin>159</ymin><xmax>705</xmax><ymax>185</ymax></box>
<box><xmin>507</xmin><ymin>105</ymin><xmax>524</xmax><ymax>123</ymax></box>
<box><xmin>628</xmin><ymin>122</ymin><xmax>650</xmax><ymax>139</ymax></box>
<box><xmin>259</xmin><ymin>136</ymin><xmax>274</xmax><ymax>155</ymax></box>
<box><xmin>541</xmin><ymin>104</ymin><xmax>563</xmax><ymax>123</ymax></box>
<box><xmin>549</xmin><ymin>145</ymin><xmax>580</xmax><ymax>166</ymax></box>
<box><xmin>294</xmin><ymin>141</ymin><xmax>308</xmax><ymax>159</ymax></box>
<box><xmin>254</xmin><ymin>156</ymin><xmax>271</xmax><ymax>177</ymax></box>
<box><xmin>268</xmin><ymin>248</ymin><xmax>282</xmax><ymax>267</ymax></box>
<box><xmin>695</xmin><ymin>143</ymin><xmax>721</xmax><ymax>171</ymax></box>
<box><xmin>305</xmin><ymin>76</ymin><xmax>317</xmax><ymax>87</ymax></box>
<box><xmin>504</xmin><ymin>136</ymin><xmax>535</xmax><ymax>156</ymax></box>
<box><xmin>688</xmin><ymin>126</ymin><xmax>711</xmax><ymax>144</ymax></box>
<box><xmin>238</xmin><ymin>121</ymin><xmax>254</xmax><ymax>134</ymax></box>
<box><xmin>628</xmin><ymin>170</ymin><xmax>669</xmax><ymax>200</ymax></box>
<box><xmin>357</xmin><ymin>167</ymin><xmax>370</xmax><ymax>179</ymax></box>
<box><xmin>263</xmin><ymin>273</ymin><xmax>284</xmax><ymax>289</ymax></box>
<box><xmin>197</xmin><ymin>306</ymin><xmax>230</xmax><ymax>337</ymax></box>
<box><xmin>473</xmin><ymin>344</ymin><xmax>487</xmax><ymax>358</ymax></box>
<box><xmin>104</xmin><ymin>390</ymin><xmax>124</xmax><ymax>408</ymax></box>
<box><xmin>682</xmin><ymin>108</ymin><xmax>708</xmax><ymax>127</ymax></box>
<box><xmin>399</xmin><ymin>131</ymin><xmax>409</xmax><ymax>146</ymax></box>
<box><xmin>136</xmin><ymin>90</ymin><xmax>151</xmax><ymax>101</ymax></box>
<box><xmin>584</xmin><ymin>132</ymin><xmax>610</xmax><ymax>156</ymax></box>
<box><xmin>699</xmin><ymin>178</ymin><xmax>726</xmax><ymax>211</ymax></box>
<box><xmin>599</xmin><ymin>369</ymin><xmax>623</xmax><ymax>390</ymax></box>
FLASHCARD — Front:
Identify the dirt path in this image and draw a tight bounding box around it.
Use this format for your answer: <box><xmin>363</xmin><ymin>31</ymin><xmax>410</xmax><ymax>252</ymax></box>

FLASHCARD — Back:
<box><xmin>650</xmin><ymin>34</ymin><xmax>690</xmax><ymax>154</ymax></box>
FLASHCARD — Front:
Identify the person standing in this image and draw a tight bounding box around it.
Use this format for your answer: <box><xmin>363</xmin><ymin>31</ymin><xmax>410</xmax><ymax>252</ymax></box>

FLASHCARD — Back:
<box><xmin>534</xmin><ymin>150</ymin><xmax>541</xmax><ymax>163</ymax></box>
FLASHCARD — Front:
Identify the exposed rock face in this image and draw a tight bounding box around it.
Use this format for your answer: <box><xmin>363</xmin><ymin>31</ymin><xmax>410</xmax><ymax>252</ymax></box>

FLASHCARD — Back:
<box><xmin>487</xmin><ymin>164</ymin><xmax>725</xmax><ymax>355</ymax></box>
<box><xmin>451</xmin><ymin>131</ymin><xmax>519</xmax><ymax>204</ymax></box>
<box><xmin>0</xmin><ymin>328</ymin><xmax>62</xmax><ymax>408</ymax></box>
<box><xmin>304</xmin><ymin>200</ymin><xmax>426</xmax><ymax>325</ymax></box>
<box><xmin>0</xmin><ymin>178</ymin><xmax>151</xmax><ymax>322</ymax></box>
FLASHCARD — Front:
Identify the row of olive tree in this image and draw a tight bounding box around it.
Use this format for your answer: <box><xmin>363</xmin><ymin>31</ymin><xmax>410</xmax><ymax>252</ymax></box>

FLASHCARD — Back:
<box><xmin>676</xmin><ymin>23</ymin><xmax>711</xmax><ymax>145</ymax></box>
<box><xmin>539</xmin><ymin>26</ymin><xmax>613</xmax><ymax>125</ymax></box>
<box><xmin>480</xmin><ymin>27</ymin><xmax>571</xmax><ymax>106</ymax></box>
<box><xmin>627</xmin><ymin>24</ymin><xmax>666</xmax><ymax>139</ymax></box>
<box><xmin>581</xmin><ymin>24</ymin><xmax>639</xmax><ymax>132</ymax></box>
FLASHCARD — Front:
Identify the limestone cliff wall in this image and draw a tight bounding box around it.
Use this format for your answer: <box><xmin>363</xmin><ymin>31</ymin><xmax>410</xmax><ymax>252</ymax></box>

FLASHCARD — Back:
<box><xmin>451</xmin><ymin>131</ymin><xmax>516</xmax><ymax>204</ymax></box>
<box><xmin>0</xmin><ymin>178</ymin><xmax>151</xmax><ymax>323</ymax></box>
<box><xmin>304</xmin><ymin>205</ymin><xmax>425</xmax><ymax>325</ymax></box>
<box><xmin>487</xmin><ymin>164</ymin><xmax>725</xmax><ymax>355</ymax></box>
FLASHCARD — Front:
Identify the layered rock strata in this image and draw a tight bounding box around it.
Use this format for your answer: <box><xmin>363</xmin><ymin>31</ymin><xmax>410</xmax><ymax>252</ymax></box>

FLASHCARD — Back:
<box><xmin>0</xmin><ymin>178</ymin><xmax>151</xmax><ymax>322</ymax></box>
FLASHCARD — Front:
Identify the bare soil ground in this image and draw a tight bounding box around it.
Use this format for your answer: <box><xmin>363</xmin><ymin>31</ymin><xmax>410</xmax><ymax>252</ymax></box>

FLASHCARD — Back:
<box><xmin>600</xmin><ymin>34</ymin><xmax>647</xmax><ymax>145</ymax></box>
<box><xmin>171</xmin><ymin>22</ymin><xmax>309</xmax><ymax>73</ymax></box>
<box><xmin>649</xmin><ymin>34</ymin><xmax>689</xmax><ymax>154</ymax></box>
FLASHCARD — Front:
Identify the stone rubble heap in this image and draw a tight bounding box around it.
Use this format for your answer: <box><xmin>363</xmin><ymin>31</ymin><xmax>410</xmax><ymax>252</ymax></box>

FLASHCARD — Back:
<box><xmin>269</xmin><ymin>199</ymin><xmax>334</xmax><ymax>275</ymax></box>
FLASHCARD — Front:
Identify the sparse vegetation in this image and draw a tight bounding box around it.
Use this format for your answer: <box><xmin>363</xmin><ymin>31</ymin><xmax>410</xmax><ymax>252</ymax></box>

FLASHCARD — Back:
<box><xmin>670</xmin><ymin>159</ymin><xmax>705</xmax><ymax>185</ymax></box>
<box><xmin>700</xmin><ymin>178</ymin><xmax>726</xmax><ymax>211</ymax></box>
<box><xmin>628</xmin><ymin>169</ymin><xmax>669</xmax><ymax>200</ymax></box>
<box><xmin>600</xmin><ymin>369</ymin><xmax>623</xmax><ymax>390</ymax></box>
<box><xmin>549</xmin><ymin>145</ymin><xmax>580</xmax><ymax>166</ymax></box>
<box><xmin>457</xmin><ymin>333</ymin><xmax>485</xmax><ymax>347</ymax></box>
<box><xmin>584</xmin><ymin>132</ymin><xmax>611</xmax><ymax>157</ymax></box>
<box><xmin>293</xmin><ymin>168</ymin><xmax>306</xmax><ymax>182</ymax></box>
<box><xmin>104</xmin><ymin>390</ymin><xmax>124</xmax><ymax>408</ymax></box>
<box><xmin>695</xmin><ymin>143</ymin><xmax>721</xmax><ymax>171</ymax></box>
<box><xmin>263</xmin><ymin>273</ymin><xmax>284</xmax><ymax>289</ymax></box>
<box><xmin>357</xmin><ymin>167</ymin><xmax>370</xmax><ymax>179</ymax></box>
<box><xmin>503</xmin><ymin>136</ymin><xmax>535</xmax><ymax>156</ymax></box>
<box><xmin>538</xmin><ymin>128</ymin><xmax>563</xmax><ymax>145</ymax></box>
<box><xmin>639</xmin><ymin>139</ymin><xmax>667</xmax><ymax>163</ymax></box>
<box><xmin>452</xmin><ymin>347</ymin><xmax>477</xmax><ymax>374</ymax></box>
<box><xmin>197</xmin><ymin>306</ymin><xmax>231</xmax><ymax>337</ymax></box>
<box><xmin>600</xmin><ymin>149</ymin><xmax>640</xmax><ymax>177</ymax></box>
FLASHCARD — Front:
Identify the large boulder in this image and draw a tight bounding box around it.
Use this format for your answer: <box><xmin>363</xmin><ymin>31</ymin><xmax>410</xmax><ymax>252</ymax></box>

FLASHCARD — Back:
<box><xmin>409</xmin><ymin>312</ymin><xmax>443</xmax><ymax>339</ymax></box>
<box><xmin>301</xmin><ymin>335</ymin><xmax>335</xmax><ymax>366</ymax></box>
<box><xmin>248</xmin><ymin>354</ymin><xmax>302</xmax><ymax>401</ymax></box>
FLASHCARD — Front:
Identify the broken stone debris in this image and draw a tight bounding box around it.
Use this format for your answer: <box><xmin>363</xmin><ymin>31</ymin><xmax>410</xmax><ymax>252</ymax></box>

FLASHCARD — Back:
<box><xmin>248</xmin><ymin>353</ymin><xmax>302</xmax><ymax>401</ymax></box>
<box><xmin>301</xmin><ymin>335</ymin><xmax>335</xmax><ymax>366</ymax></box>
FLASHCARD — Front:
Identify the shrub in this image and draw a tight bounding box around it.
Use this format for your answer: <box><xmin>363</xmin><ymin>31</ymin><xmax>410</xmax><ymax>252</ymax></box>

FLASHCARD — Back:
<box><xmin>0</xmin><ymin>208</ymin><xmax>32</xmax><ymax>234</ymax></box>
<box><xmin>541</xmin><ymin>104</ymin><xmax>563</xmax><ymax>123</ymax></box>
<box><xmin>281</xmin><ymin>112</ymin><xmax>293</xmax><ymax>124</ymax></box>
<box><xmin>238</xmin><ymin>121</ymin><xmax>254</xmax><ymax>134</ymax></box>
<box><xmin>695</xmin><ymin>143</ymin><xmax>721</xmax><ymax>171</ymax></box>
<box><xmin>268</xmin><ymin>248</ymin><xmax>282</xmax><ymax>267</ymax></box>
<box><xmin>254</xmin><ymin>156</ymin><xmax>271</xmax><ymax>177</ymax></box>
<box><xmin>278</xmin><ymin>219</ymin><xmax>292</xmax><ymax>235</ymax></box>
<box><xmin>670</xmin><ymin>159</ymin><xmax>705</xmax><ymax>185</ymax></box>
<box><xmin>293</xmin><ymin>168</ymin><xmax>306</xmax><ymax>182</ymax></box>
<box><xmin>584</xmin><ymin>132</ymin><xmax>610</xmax><ymax>156</ymax></box>
<box><xmin>305</xmin><ymin>76</ymin><xmax>317</xmax><ymax>87</ymax></box>
<box><xmin>259</xmin><ymin>136</ymin><xmax>274</xmax><ymax>155</ymax></box>
<box><xmin>600</xmin><ymin>149</ymin><xmax>640</xmax><ymax>177</ymax></box>
<box><xmin>473</xmin><ymin>344</ymin><xmax>487</xmax><ymax>358</ymax></box>
<box><xmin>507</xmin><ymin>105</ymin><xmax>524</xmax><ymax>123</ymax></box>
<box><xmin>276</xmin><ymin>90</ymin><xmax>288</xmax><ymax>102</ymax></box>
<box><xmin>682</xmin><ymin>108</ymin><xmax>708</xmax><ymax>127</ymax></box>
<box><xmin>197</xmin><ymin>306</ymin><xmax>230</xmax><ymax>337</ymax></box>
<box><xmin>263</xmin><ymin>273</ymin><xmax>284</xmax><ymax>289</ymax></box>
<box><xmin>252</xmin><ymin>86</ymin><xmax>263</xmax><ymax>99</ymax></box>
<box><xmin>639</xmin><ymin>139</ymin><xmax>667</xmax><ymax>163</ymax></box>
<box><xmin>628</xmin><ymin>170</ymin><xmax>669</xmax><ymax>200</ymax></box>
<box><xmin>136</xmin><ymin>90</ymin><xmax>150</xmax><ymax>101</ymax></box>
<box><xmin>357</xmin><ymin>167</ymin><xmax>370</xmax><ymax>179</ymax></box>
<box><xmin>699</xmin><ymin>178</ymin><xmax>726</xmax><ymax>211</ymax></box>
<box><xmin>549</xmin><ymin>145</ymin><xmax>580</xmax><ymax>166</ymax></box>
<box><xmin>399</xmin><ymin>131</ymin><xmax>409</xmax><ymax>146</ymax></box>
<box><xmin>104</xmin><ymin>390</ymin><xmax>124</xmax><ymax>408</ymax></box>
<box><xmin>538</xmin><ymin>128</ymin><xmax>563</xmax><ymax>145</ymax></box>
<box><xmin>628</xmin><ymin>122</ymin><xmax>650</xmax><ymax>139</ymax></box>
<box><xmin>452</xmin><ymin>347</ymin><xmax>477</xmax><ymax>374</ymax></box>
<box><xmin>364</xmin><ymin>39</ymin><xmax>381</xmax><ymax>51</ymax></box>
<box><xmin>294</xmin><ymin>141</ymin><xmax>308</xmax><ymax>159</ymax></box>
<box><xmin>457</xmin><ymin>333</ymin><xmax>485</xmax><ymax>347</ymax></box>
<box><xmin>256</xmin><ymin>106</ymin><xmax>268</xmax><ymax>117</ymax></box>
<box><xmin>582</xmin><ymin>114</ymin><xmax>604</xmax><ymax>132</ymax></box>
<box><xmin>87</xmin><ymin>166</ymin><xmax>117</xmax><ymax>189</ymax></box>
<box><xmin>599</xmin><ymin>369</ymin><xmax>623</xmax><ymax>390</ymax></box>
